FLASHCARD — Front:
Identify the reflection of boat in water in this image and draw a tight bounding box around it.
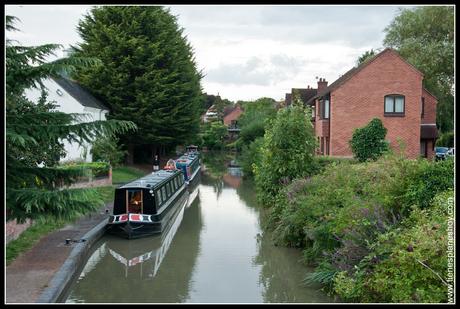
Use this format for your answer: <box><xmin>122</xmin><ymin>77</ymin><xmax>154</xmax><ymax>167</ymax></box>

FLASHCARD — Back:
<box><xmin>108</xmin><ymin>195</ymin><xmax>187</xmax><ymax>278</ymax></box>
<box><xmin>64</xmin><ymin>185</ymin><xmax>204</xmax><ymax>303</ymax></box>
<box><xmin>107</xmin><ymin>169</ymin><xmax>187</xmax><ymax>239</ymax></box>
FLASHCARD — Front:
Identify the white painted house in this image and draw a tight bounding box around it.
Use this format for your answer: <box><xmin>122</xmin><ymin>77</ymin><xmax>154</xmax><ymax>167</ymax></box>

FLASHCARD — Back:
<box><xmin>24</xmin><ymin>76</ymin><xmax>110</xmax><ymax>162</ymax></box>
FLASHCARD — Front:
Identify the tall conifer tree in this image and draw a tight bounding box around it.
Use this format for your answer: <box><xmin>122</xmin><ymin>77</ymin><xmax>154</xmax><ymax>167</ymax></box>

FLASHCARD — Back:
<box><xmin>73</xmin><ymin>6</ymin><xmax>203</xmax><ymax>161</ymax></box>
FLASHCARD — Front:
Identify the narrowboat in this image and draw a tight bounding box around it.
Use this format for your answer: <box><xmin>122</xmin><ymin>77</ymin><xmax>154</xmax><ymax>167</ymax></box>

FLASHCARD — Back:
<box><xmin>175</xmin><ymin>152</ymin><xmax>201</xmax><ymax>185</ymax></box>
<box><xmin>106</xmin><ymin>169</ymin><xmax>188</xmax><ymax>239</ymax></box>
<box><xmin>108</xmin><ymin>195</ymin><xmax>187</xmax><ymax>278</ymax></box>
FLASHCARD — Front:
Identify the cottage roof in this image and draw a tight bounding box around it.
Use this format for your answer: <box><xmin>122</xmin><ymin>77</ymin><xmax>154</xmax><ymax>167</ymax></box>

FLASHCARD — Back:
<box><xmin>52</xmin><ymin>76</ymin><xmax>109</xmax><ymax>111</ymax></box>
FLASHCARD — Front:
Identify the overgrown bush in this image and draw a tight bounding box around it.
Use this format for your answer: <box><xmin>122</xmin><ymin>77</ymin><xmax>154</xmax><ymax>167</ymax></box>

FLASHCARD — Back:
<box><xmin>254</xmin><ymin>105</ymin><xmax>317</xmax><ymax>206</ymax></box>
<box><xmin>334</xmin><ymin>190</ymin><xmax>453</xmax><ymax>303</ymax></box>
<box><xmin>349</xmin><ymin>118</ymin><xmax>390</xmax><ymax>162</ymax></box>
<box><xmin>239</xmin><ymin>137</ymin><xmax>264</xmax><ymax>177</ymax></box>
<box><xmin>264</xmin><ymin>153</ymin><xmax>454</xmax><ymax>303</ymax></box>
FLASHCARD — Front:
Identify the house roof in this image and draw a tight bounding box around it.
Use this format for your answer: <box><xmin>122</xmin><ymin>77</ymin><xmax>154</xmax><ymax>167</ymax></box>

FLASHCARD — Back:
<box><xmin>52</xmin><ymin>76</ymin><xmax>109</xmax><ymax>111</ymax></box>
<box><xmin>307</xmin><ymin>48</ymin><xmax>424</xmax><ymax>104</ymax></box>
<box><xmin>292</xmin><ymin>88</ymin><xmax>317</xmax><ymax>106</ymax></box>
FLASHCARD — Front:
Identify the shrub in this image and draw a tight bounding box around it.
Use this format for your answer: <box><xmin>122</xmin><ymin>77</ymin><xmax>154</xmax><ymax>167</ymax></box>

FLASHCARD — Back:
<box><xmin>60</xmin><ymin>162</ymin><xmax>111</xmax><ymax>178</ymax></box>
<box><xmin>349</xmin><ymin>118</ymin><xmax>390</xmax><ymax>162</ymax></box>
<box><xmin>239</xmin><ymin>137</ymin><xmax>264</xmax><ymax>177</ymax></box>
<box><xmin>402</xmin><ymin>157</ymin><xmax>454</xmax><ymax>211</ymax></box>
<box><xmin>254</xmin><ymin>105</ymin><xmax>317</xmax><ymax>206</ymax></box>
<box><xmin>347</xmin><ymin>190</ymin><xmax>454</xmax><ymax>303</ymax></box>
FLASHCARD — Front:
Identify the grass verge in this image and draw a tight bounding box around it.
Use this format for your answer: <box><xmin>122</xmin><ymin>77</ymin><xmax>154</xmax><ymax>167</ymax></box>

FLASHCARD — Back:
<box><xmin>6</xmin><ymin>185</ymin><xmax>116</xmax><ymax>266</ymax></box>
<box><xmin>7</xmin><ymin>165</ymin><xmax>147</xmax><ymax>265</ymax></box>
<box><xmin>112</xmin><ymin>166</ymin><xmax>147</xmax><ymax>184</ymax></box>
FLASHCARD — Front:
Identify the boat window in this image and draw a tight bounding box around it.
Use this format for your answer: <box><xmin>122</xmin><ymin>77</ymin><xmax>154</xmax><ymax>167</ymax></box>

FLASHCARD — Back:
<box><xmin>166</xmin><ymin>182</ymin><xmax>171</xmax><ymax>197</ymax></box>
<box><xmin>175</xmin><ymin>177</ymin><xmax>179</xmax><ymax>189</ymax></box>
<box><xmin>157</xmin><ymin>189</ymin><xmax>162</xmax><ymax>206</ymax></box>
<box><xmin>127</xmin><ymin>189</ymin><xmax>143</xmax><ymax>214</ymax></box>
<box><xmin>161</xmin><ymin>186</ymin><xmax>166</xmax><ymax>202</ymax></box>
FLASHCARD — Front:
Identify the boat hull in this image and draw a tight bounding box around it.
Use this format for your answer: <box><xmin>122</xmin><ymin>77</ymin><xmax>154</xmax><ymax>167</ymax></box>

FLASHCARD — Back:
<box><xmin>106</xmin><ymin>189</ymin><xmax>188</xmax><ymax>239</ymax></box>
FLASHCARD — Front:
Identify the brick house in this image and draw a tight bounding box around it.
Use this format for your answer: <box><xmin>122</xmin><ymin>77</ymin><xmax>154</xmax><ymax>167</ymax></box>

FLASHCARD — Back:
<box><xmin>286</xmin><ymin>48</ymin><xmax>438</xmax><ymax>159</ymax></box>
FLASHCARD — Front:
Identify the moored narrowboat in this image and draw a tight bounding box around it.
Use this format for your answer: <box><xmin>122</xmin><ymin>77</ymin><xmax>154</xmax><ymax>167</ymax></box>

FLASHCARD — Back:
<box><xmin>175</xmin><ymin>152</ymin><xmax>201</xmax><ymax>185</ymax></box>
<box><xmin>106</xmin><ymin>169</ymin><xmax>187</xmax><ymax>239</ymax></box>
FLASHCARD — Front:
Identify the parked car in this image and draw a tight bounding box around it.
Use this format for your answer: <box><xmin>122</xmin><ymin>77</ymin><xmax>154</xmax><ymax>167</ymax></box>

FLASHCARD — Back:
<box><xmin>446</xmin><ymin>147</ymin><xmax>455</xmax><ymax>158</ymax></box>
<box><xmin>435</xmin><ymin>147</ymin><xmax>450</xmax><ymax>160</ymax></box>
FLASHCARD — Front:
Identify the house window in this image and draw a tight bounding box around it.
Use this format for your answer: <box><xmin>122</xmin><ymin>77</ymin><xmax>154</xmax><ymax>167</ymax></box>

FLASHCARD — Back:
<box><xmin>325</xmin><ymin>137</ymin><xmax>329</xmax><ymax>155</ymax></box>
<box><xmin>320</xmin><ymin>99</ymin><xmax>330</xmax><ymax>119</ymax></box>
<box><xmin>320</xmin><ymin>137</ymin><xmax>324</xmax><ymax>154</ymax></box>
<box><xmin>384</xmin><ymin>95</ymin><xmax>405</xmax><ymax>116</ymax></box>
<box><xmin>421</xmin><ymin>97</ymin><xmax>425</xmax><ymax>118</ymax></box>
<box><xmin>311</xmin><ymin>106</ymin><xmax>316</xmax><ymax>118</ymax></box>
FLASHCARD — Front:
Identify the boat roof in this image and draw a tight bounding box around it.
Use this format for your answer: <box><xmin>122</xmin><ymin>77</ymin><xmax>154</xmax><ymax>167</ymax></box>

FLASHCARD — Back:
<box><xmin>175</xmin><ymin>153</ymin><xmax>199</xmax><ymax>165</ymax></box>
<box><xmin>119</xmin><ymin>169</ymin><xmax>182</xmax><ymax>189</ymax></box>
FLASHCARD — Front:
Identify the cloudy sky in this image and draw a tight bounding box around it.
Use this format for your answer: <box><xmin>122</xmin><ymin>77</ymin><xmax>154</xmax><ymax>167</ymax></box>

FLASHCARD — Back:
<box><xmin>5</xmin><ymin>5</ymin><xmax>418</xmax><ymax>101</ymax></box>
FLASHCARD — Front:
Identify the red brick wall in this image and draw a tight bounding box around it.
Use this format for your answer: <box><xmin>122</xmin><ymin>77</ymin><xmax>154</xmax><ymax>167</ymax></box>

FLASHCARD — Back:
<box><xmin>330</xmin><ymin>50</ymin><xmax>423</xmax><ymax>159</ymax></box>
<box><xmin>422</xmin><ymin>88</ymin><xmax>437</xmax><ymax>124</ymax></box>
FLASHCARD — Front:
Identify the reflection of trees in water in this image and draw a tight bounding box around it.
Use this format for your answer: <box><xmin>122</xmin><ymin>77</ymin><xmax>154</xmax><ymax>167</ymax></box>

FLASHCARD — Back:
<box><xmin>235</xmin><ymin>178</ymin><xmax>258</xmax><ymax>209</ymax></box>
<box><xmin>66</xmin><ymin>195</ymin><xmax>203</xmax><ymax>303</ymax></box>
<box><xmin>201</xmin><ymin>151</ymin><xmax>233</xmax><ymax>177</ymax></box>
<box><xmin>253</xmin><ymin>230</ymin><xmax>332</xmax><ymax>303</ymax></box>
<box><xmin>200</xmin><ymin>172</ymin><xmax>224</xmax><ymax>199</ymax></box>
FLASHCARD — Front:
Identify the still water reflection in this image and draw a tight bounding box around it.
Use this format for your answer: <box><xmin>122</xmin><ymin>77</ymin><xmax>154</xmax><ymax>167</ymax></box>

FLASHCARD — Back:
<box><xmin>65</xmin><ymin>168</ymin><xmax>332</xmax><ymax>303</ymax></box>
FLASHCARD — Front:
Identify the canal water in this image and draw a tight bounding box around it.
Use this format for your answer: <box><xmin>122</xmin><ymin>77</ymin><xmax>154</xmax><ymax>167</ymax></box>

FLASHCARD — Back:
<box><xmin>64</xmin><ymin>160</ymin><xmax>333</xmax><ymax>303</ymax></box>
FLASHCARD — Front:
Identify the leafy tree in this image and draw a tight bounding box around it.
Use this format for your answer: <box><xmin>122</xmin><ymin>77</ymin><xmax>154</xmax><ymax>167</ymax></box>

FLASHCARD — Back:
<box><xmin>73</xmin><ymin>6</ymin><xmax>203</xmax><ymax>162</ymax></box>
<box><xmin>435</xmin><ymin>131</ymin><xmax>454</xmax><ymax>148</ymax></box>
<box><xmin>201</xmin><ymin>122</ymin><xmax>227</xmax><ymax>150</ymax></box>
<box><xmin>383</xmin><ymin>6</ymin><xmax>454</xmax><ymax>132</ymax></box>
<box><xmin>90</xmin><ymin>135</ymin><xmax>128</xmax><ymax>167</ymax></box>
<box><xmin>6</xmin><ymin>16</ymin><xmax>136</xmax><ymax>222</ymax></box>
<box><xmin>356</xmin><ymin>49</ymin><xmax>377</xmax><ymax>65</ymax></box>
<box><xmin>237</xmin><ymin>97</ymin><xmax>277</xmax><ymax>146</ymax></box>
<box><xmin>254</xmin><ymin>105</ymin><xmax>317</xmax><ymax>206</ymax></box>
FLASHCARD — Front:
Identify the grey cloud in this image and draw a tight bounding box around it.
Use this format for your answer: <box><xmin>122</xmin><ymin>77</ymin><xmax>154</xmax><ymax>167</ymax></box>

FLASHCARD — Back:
<box><xmin>170</xmin><ymin>5</ymin><xmax>408</xmax><ymax>48</ymax></box>
<box><xmin>205</xmin><ymin>54</ymin><xmax>306</xmax><ymax>86</ymax></box>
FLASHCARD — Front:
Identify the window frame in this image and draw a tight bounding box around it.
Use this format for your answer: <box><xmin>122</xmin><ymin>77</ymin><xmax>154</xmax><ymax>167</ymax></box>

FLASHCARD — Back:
<box><xmin>421</xmin><ymin>97</ymin><xmax>425</xmax><ymax>118</ymax></box>
<box><xmin>320</xmin><ymin>98</ymin><xmax>330</xmax><ymax>119</ymax></box>
<box><xmin>384</xmin><ymin>94</ymin><xmax>405</xmax><ymax>117</ymax></box>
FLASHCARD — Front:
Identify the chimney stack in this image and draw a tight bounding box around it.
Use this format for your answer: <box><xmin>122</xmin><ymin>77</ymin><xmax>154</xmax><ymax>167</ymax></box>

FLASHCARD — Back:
<box><xmin>317</xmin><ymin>77</ymin><xmax>328</xmax><ymax>94</ymax></box>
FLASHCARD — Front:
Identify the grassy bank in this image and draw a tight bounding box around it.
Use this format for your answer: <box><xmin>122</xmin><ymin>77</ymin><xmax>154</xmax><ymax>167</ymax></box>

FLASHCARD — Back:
<box><xmin>112</xmin><ymin>166</ymin><xmax>147</xmax><ymax>184</ymax></box>
<box><xmin>7</xmin><ymin>166</ymin><xmax>148</xmax><ymax>265</ymax></box>
<box><xmin>259</xmin><ymin>155</ymin><xmax>454</xmax><ymax>303</ymax></box>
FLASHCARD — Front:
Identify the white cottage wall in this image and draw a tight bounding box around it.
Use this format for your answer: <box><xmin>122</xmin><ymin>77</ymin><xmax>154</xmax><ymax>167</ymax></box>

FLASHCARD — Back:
<box><xmin>23</xmin><ymin>78</ymin><xmax>108</xmax><ymax>163</ymax></box>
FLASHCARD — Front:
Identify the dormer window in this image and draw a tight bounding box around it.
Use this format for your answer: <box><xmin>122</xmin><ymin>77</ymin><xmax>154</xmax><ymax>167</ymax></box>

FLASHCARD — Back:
<box><xmin>384</xmin><ymin>95</ymin><xmax>405</xmax><ymax>116</ymax></box>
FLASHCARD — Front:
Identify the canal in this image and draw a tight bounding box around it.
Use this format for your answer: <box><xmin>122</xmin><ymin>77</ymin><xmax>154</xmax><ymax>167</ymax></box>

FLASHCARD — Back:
<box><xmin>63</xmin><ymin>155</ymin><xmax>333</xmax><ymax>303</ymax></box>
